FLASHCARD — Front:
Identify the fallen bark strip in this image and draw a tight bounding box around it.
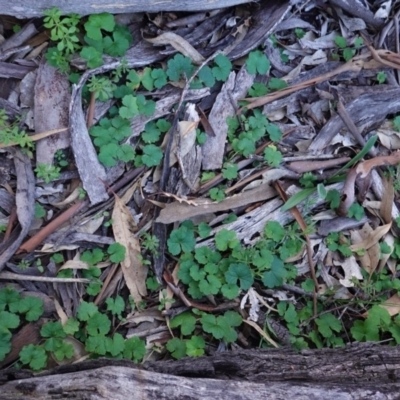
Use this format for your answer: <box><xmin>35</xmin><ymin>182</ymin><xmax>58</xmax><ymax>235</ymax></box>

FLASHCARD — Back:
<box><xmin>1</xmin><ymin>343</ymin><xmax>400</xmax><ymax>399</ymax></box>
<box><xmin>0</xmin><ymin>0</ymin><xmax>255</xmax><ymax>18</ymax></box>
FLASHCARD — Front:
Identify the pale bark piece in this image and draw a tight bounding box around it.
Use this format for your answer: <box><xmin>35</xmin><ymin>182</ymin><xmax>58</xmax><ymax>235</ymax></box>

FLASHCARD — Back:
<box><xmin>199</xmin><ymin>183</ymin><xmax>343</xmax><ymax>247</ymax></box>
<box><xmin>0</xmin><ymin>149</ymin><xmax>35</xmax><ymax>271</ymax></box>
<box><xmin>34</xmin><ymin>59</ymin><xmax>71</xmax><ymax>165</ymax></box>
<box><xmin>156</xmin><ymin>183</ymin><xmax>276</xmax><ymax>224</ymax></box>
<box><xmin>1</xmin><ymin>0</ymin><xmax>255</xmax><ymax>18</ymax></box>
<box><xmin>202</xmin><ymin>67</ymin><xmax>254</xmax><ymax>170</ymax></box>
<box><xmin>69</xmin><ymin>83</ymin><xmax>108</xmax><ymax>205</ymax></box>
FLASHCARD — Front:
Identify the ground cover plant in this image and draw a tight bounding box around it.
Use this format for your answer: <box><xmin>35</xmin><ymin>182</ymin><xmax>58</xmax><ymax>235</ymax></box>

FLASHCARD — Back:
<box><xmin>2</xmin><ymin>0</ymin><xmax>400</xmax><ymax>374</ymax></box>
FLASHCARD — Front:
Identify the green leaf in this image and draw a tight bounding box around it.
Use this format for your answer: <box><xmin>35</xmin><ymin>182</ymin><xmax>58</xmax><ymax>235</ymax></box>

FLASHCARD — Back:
<box><xmin>41</xmin><ymin>321</ymin><xmax>66</xmax><ymax>339</ymax></box>
<box><xmin>198</xmin><ymin>222</ymin><xmax>211</xmax><ymax>238</ymax></box>
<box><xmin>77</xmin><ymin>301</ymin><xmax>99</xmax><ymax>321</ymax></box>
<box><xmin>195</xmin><ymin>246</ymin><xmax>221</xmax><ymax>265</ymax></box>
<box><xmin>264</xmin><ymin>221</ymin><xmax>285</xmax><ymax>242</ymax></box>
<box><xmin>354</xmin><ymin>36</ymin><xmax>364</xmax><ymax>49</ymax></box>
<box><xmin>347</xmin><ymin>203</ymin><xmax>365</xmax><ymax>221</ymax></box>
<box><xmin>209</xmin><ymin>187</ymin><xmax>226</xmax><ymax>202</ymax></box>
<box><xmin>186</xmin><ymin>335</ymin><xmax>205</xmax><ymax>357</ymax></box>
<box><xmin>0</xmin><ymin>287</ymin><xmax>21</xmax><ymax>312</ymax></box>
<box><xmin>119</xmin><ymin>94</ymin><xmax>138</xmax><ymax>118</ymax></box>
<box><xmin>315</xmin><ymin>313</ymin><xmax>342</xmax><ymax>338</ymax></box>
<box><xmin>0</xmin><ymin>330</ymin><xmax>12</xmax><ymax>361</ymax></box>
<box><xmin>18</xmin><ymin>296</ymin><xmax>44</xmax><ymax>321</ymax></box>
<box><xmin>376</xmin><ymin>71</ymin><xmax>387</xmax><ymax>84</ymax></box>
<box><xmin>168</xmin><ymin>226</ymin><xmax>196</xmax><ymax>255</ymax></box>
<box><xmin>106</xmin><ymin>333</ymin><xmax>125</xmax><ymax>356</ymax></box>
<box><xmin>63</xmin><ymin>318</ymin><xmax>80</xmax><ymax>335</ymax></box>
<box><xmin>268</xmin><ymin>77</ymin><xmax>287</xmax><ymax>91</ymax></box>
<box><xmin>106</xmin><ymin>296</ymin><xmax>125</xmax><ymax>316</ymax></box>
<box><xmin>199</xmin><ymin>274</ymin><xmax>222</xmax><ymax>295</ymax></box>
<box><xmin>108</xmin><ymin>242</ymin><xmax>126</xmax><ymax>263</ymax></box>
<box><xmin>281</xmin><ymin>187</ymin><xmax>316</xmax><ymax>212</ymax></box>
<box><xmin>151</xmin><ymin>68</ymin><xmax>168</xmax><ymax>89</ymax></box>
<box><xmin>85</xmin><ymin>335</ymin><xmax>108</xmax><ymax>355</ymax></box>
<box><xmin>266</xmin><ymin>123</ymin><xmax>282</xmax><ymax>142</ymax></box>
<box><xmin>212</xmin><ymin>54</ymin><xmax>232</xmax><ymax>82</ymax></box>
<box><xmin>142</xmin><ymin>144</ymin><xmax>163</xmax><ymax>167</ymax></box>
<box><xmin>222</xmin><ymin>162</ymin><xmax>238</xmax><ymax>180</ymax></box>
<box><xmin>198</xmin><ymin>65</ymin><xmax>216</xmax><ymax>87</ymax></box>
<box><xmin>85</xmin><ymin>13</ymin><xmax>115</xmax><ymax>41</ymax></box>
<box><xmin>19</xmin><ymin>344</ymin><xmax>47</xmax><ymax>371</ymax></box>
<box><xmin>167</xmin><ymin>54</ymin><xmax>195</xmax><ymax>81</ymax></box>
<box><xmin>248</xmin><ymin>83</ymin><xmax>269</xmax><ymax>97</ymax></box>
<box><xmin>166</xmin><ymin>337</ymin><xmax>187</xmax><ymax>359</ymax></box>
<box><xmin>343</xmin><ymin>48</ymin><xmax>355</xmax><ymax>62</ymax></box>
<box><xmin>170</xmin><ymin>312</ymin><xmax>196</xmax><ymax>336</ymax></box>
<box><xmin>246</xmin><ymin>50</ymin><xmax>270</xmax><ymax>75</ymax></box>
<box><xmin>86</xmin><ymin>312</ymin><xmax>111</xmax><ymax>336</ymax></box>
<box><xmin>252</xmin><ymin>248</ymin><xmax>274</xmax><ymax>270</ymax></box>
<box><xmin>262</xmin><ymin>256</ymin><xmax>287</xmax><ymax>288</ymax></box>
<box><xmin>215</xmin><ymin>229</ymin><xmax>239</xmax><ymax>251</ymax></box>
<box><xmin>221</xmin><ymin>283</ymin><xmax>240</xmax><ymax>299</ymax></box>
<box><xmin>225</xmin><ymin>263</ymin><xmax>253</xmax><ymax>290</ymax></box>
<box><xmin>264</xmin><ymin>145</ymin><xmax>282</xmax><ymax>167</ymax></box>
<box><xmin>53</xmin><ymin>342</ymin><xmax>74</xmax><ymax>361</ymax></box>
<box><xmin>334</xmin><ymin>35</ymin><xmax>347</xmax><ymax>49</ymax></box>
<box><xmin>0</xmin><ymin>311</ymin><xmax>20</xmax><ymax>331</ymax></box>
<box><xmin>350</xmin><ymin>320</ymin><xmax>379</xmax><ymax>341</ymax></box>
<box><xmin>141</xmin><ymin>67</ymin><xmax>154</xmax><ymax>91</ymax></box>
<box><xmin>142</xmin><ymin>121</ymin><xmax>161</xmax><ymax>143</ymax></box>
<box><xmin>126</xmin><ymin>69</ymin><xmax>141</xmax><ymax>89</ymax></box>
<box><xmin>326</xmin><ymin>189</ymin><xmax>341</xmax><ymax>209</ymax></box>
<box><xmin>201</xmin><ymin>314</ymin><xmax>226</xmax><ymax>339</ymax></box>
<box><xmin>123</xmin><ymin>336</ymin><xmax>146</xmax><ymax>362</ymax></box>
<box><xmin>80</xmin><ymin>46</ymin><xmax>103</xmax><ymax>68</ymax></box>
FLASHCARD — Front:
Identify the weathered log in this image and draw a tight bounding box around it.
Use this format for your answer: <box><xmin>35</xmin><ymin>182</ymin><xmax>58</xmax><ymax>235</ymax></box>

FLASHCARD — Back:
<box><xmin>1</xmin><ymin>343</ymin><xmax>400</xmax><ymax>399</ymax></box>
<box><xmin>0</xmin><ymin>1</ymin><xmax>255</xmax><ymax>18</ymax></box>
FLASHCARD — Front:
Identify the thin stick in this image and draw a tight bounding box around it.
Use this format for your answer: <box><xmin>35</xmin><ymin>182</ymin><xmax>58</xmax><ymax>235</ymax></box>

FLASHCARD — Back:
<box><xmin>0</xmin><ymin>272</ymin><xmax>90</xmax><ymax>283</ymax></box>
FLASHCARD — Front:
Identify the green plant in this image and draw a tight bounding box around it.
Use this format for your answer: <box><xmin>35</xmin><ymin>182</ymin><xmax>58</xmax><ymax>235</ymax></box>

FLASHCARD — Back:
<box><xmin>34</xmin><ymin>203</ymin><xmax>46</xmax><ymax>219</ymax></box>
<box><xmin>333</xmin><ymin>35</ymin><xmax>363</xmax><ymax>62</ymax></box>
<box><xmin>0</xmin><ymin>109</ymin><xmax>34</xmax><ymax>153</ymax></box>
<box><xmin>376</xmin><ymin>71</ymin><xmax>387</xmax><ymax>84</ymax></box>
<box><xmin>35</xmin><ymin>163</ymin><xmax>61</xmax><ymax>183</ymax></box>
<box><xmin>326</xmin><ymin>232</ymin><xmax>352</xmax><ymax>257</ymax></box>
<box><xmin>54</xmin><ymin>149</ymin><xmax>68</xmax><ymax>167</ymax></box>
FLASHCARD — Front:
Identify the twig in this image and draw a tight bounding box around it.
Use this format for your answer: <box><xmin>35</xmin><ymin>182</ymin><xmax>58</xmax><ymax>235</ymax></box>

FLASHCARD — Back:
<box><xmin>0</xmin><ymin>272</ymin><xmax>91</xmax><ymax>283</ymax></box>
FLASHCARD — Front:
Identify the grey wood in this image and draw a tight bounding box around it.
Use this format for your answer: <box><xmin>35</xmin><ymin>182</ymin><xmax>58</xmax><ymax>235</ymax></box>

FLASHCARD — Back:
<box><xmin>0</xmin><ymin>1</ymin><xmax>255</xmax><ymax>18</ymax></box>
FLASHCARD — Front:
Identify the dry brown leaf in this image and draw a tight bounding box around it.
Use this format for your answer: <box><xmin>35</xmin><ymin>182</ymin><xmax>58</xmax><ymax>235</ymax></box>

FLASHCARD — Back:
<box><xmin>356</xmin><ymin>151</ymin><xmax>400</xmax><ymax>178</ymax></box>
<box><xmin>112</xmin><ymin>194</ymin><xmax>147</xmax><ymax>303</ymax></box>
<box><xmin>145</xmin><ymin>32</ymin><xmax>205</xmax><ymax>64</ymax></box>
<box><xmin>350</xmin><ymin>229</ymin><xmax>371</xmax><ymax>272</ymax></box>
<box><xmin>380</xmin><ymin>175</ymin><xmax>394</xmax><ymax>224</ymax></box>
<box><xmin>364</xmin><ymin>294</ymin><xmax>400</xmax><ymax>318</ymax></box>
<box><xmin>334</xmin><ymin>256</ymin><xmax>363</xmax><ymax>287</ymax></box>
<box><xmin>349</xmin><ymin>222</ymin><xmax>392</xmax><ymax>252</ymax></box>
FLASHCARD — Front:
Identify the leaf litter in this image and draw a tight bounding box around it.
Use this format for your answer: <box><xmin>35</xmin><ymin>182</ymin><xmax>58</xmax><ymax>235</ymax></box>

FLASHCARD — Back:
<box><xmin>2</xmin><ymin>0</ymin><xmax>400</xmax><ymax>368</ymax></box>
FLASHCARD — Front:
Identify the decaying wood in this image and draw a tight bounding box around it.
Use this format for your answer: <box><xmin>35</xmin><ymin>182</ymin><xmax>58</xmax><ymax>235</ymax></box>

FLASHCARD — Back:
<box><xmin>156</xmin><ymin>182</ymin><xmax>277</xmax><ymax>224</ymax></box>
<box><xmin>2</xmin><ymin>343</ymin><xmax>400</xmax><ymax>399</ymax></box>
<box><xmin>1</xmin><ymin>0</ymin><xmax>257</xmax><ymax>18</ymax></box>
<box><xmin>309</xmin><ymin>85</ymin><xmax>400</xmax><ymax>151</ymax></box>
<box><xmin>34</xmin><ymin>59</ymin><xmax>70</xmax><ymax>165</ymax></box>
<box><xmin>0</xmin><ymin>149</ymin><xmax>35</xmax><ymax>271</ymax></box>
<box><xmin>202</xmin><ymin>67</ymin><xmax>254</xmax><ymax>170</ymax></box>
<box><xmin>199</xmin><ymin>183</ymin><xmax>343</xmax><ymax>247</ymax></box>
